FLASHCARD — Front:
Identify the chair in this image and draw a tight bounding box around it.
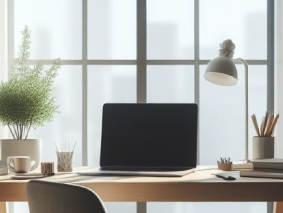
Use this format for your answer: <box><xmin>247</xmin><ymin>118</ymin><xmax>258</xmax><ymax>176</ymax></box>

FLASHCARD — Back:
<box><xmin>27</xmin><ymin>180</ymin><xmax>108</xmax><ymax>213</ymax></box>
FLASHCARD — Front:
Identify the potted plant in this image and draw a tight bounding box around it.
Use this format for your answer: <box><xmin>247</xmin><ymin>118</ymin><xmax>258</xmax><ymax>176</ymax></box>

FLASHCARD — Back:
<box><xmin>0</xmin><ymin>27</ymin><xmax>60</xmax><ymax>170</ymax></box>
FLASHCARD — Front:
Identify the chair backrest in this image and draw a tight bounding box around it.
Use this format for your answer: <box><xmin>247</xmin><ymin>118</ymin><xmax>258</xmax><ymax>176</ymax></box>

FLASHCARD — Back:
<box><xmin>27</xmin><ymin>180</ymin><xmax>108</xmax><ymax>213</ymax></box>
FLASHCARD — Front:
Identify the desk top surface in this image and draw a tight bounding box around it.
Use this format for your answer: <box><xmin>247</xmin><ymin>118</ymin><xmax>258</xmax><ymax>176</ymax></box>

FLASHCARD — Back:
<box><xmin>1</xmin><ymin>167</ymin><xmax>283</xmax><ymax>202</ymax></box>
<box><xmin>0</xmin><ymin>166</ymin><xmax>283</xmax><ymax>184</ymax></box>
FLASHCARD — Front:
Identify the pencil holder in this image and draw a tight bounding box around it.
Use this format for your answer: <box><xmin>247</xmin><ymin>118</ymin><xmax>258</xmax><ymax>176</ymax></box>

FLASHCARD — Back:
<box><xmin>57</xmin><ymin>152</ymin><xmax>73</xmax><ymax>172</ymax></box>
<box><xmin>253</xmin><ymin>136</ymin><xmax>274</xmax><ymax>159</ymax></box>
<box><xmin>41</xmin><ymin>162</ymin><xmax>54</xmax><ymax>176</ymax></box>
<box><xmin>217</xmin><ymin>162</ymin><xmax>232</xmax><ymax>171</ymax></box>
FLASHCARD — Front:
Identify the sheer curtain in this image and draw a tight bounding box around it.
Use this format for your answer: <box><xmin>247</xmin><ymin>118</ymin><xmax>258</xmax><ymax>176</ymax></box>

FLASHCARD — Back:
<box><xmin>0</xmin><ymin>0</ymin><xmax>8</xmax><ymax>211</ymax></box>
<box><xmin>275</xmin><ymin>0</ymin><xmax>283</xmax><ymax>158</ymax></box>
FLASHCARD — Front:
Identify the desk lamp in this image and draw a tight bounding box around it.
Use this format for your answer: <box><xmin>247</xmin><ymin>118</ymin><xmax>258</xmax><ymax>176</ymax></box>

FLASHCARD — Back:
<box><xmin>204</xmin><ymin>39</ymin><xmax>249</xmax><ymax>160</ymax></box>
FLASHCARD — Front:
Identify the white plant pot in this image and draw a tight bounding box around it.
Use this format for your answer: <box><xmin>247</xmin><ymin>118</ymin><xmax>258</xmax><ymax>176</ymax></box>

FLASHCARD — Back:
<box><xmin>0</xmin><ymin>139</ymin><xmax>42</xmax><ymax>171</ymax></box>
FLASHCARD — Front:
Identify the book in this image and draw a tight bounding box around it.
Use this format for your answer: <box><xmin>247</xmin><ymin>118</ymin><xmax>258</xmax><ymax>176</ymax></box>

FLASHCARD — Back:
<box><xmin>252</xmin><ymin>158</ymin><xmax>283</xmax><ymax>170</ymax></box>
<box><xmin>232</xmin><ymin>160</ymin><xmax>253</xmax><ymax>170</ymax></box>
<box><xmin>240</xmin><ymin>169</ymin><xmax>283</xmax><ymax>179</ymax></box>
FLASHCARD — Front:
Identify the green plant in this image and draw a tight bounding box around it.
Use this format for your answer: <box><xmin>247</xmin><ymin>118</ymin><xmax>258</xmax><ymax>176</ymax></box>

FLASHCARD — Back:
<box><xmin>0</xmin><ymin>26</ymin><xmax>60</xmax><ymax>139</ymax></box>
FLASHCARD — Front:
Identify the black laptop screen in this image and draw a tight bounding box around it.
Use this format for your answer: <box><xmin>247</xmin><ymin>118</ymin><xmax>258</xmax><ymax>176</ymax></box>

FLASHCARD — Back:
<box><xmin>100</xmin><ymin>104</ymin><xmax>197</xmax><ymax>169</ymax></box>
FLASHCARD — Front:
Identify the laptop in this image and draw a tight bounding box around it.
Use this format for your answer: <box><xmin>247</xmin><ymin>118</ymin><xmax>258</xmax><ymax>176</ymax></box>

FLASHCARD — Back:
<box><xmin>78</xmin><ymin>103</ymin><xmax>198</xmax><ymax>177</ymax></box>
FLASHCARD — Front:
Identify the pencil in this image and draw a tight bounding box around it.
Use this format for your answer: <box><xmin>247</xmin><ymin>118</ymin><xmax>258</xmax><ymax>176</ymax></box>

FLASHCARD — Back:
<box><xmin>262</xmin><ymin>111</ymin><xmax>268</xmax><ymax>136</ymax></box>
<box><xmin>265</xmin><ymin>114</ymin><xmax>274</xmax><ymax>136</ymax></box>
<box><xmin>268</xmin><ymin>114</ymin><xmax>279</xmax><ymax>136</ymax></box>
<box><xmin>260</xmin><ymin>117</ymin><xmax>265</xmax><ymax>136</ymax></box>
<box><xmin>251</xmin><ymin>115</ymin><xmax>260</xmax><ymax>136</ymax></box>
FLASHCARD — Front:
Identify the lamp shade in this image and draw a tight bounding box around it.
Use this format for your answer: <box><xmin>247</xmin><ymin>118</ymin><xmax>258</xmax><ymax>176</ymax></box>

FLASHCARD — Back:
<box><xmin>204</xmin><ymin>56</ymin><xmax>238</xmax><ymax>86</ymax></box>
<box><xmin>204</xmin><ymin>39</ymin><xmax>238</xmax><ymax>86</ymax></box>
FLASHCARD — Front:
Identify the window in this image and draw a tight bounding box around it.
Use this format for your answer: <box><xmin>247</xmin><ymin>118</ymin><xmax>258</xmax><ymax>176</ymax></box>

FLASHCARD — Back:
<box><xmin>11</xmin><ymin>0</ymin><xmax>272</xmax><ymax>213</ymax></box>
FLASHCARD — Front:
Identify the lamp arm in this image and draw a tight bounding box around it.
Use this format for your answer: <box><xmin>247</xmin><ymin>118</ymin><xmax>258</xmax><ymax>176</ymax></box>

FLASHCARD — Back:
<box><xmin>234</xmin><ymin>58</ymin><xmax>249</xmax><ymax>70</ymax></box>
<box><xmin>234</xmin><ymin>58</ymin><xmax>249</xmax><ymax>160</ymax></box>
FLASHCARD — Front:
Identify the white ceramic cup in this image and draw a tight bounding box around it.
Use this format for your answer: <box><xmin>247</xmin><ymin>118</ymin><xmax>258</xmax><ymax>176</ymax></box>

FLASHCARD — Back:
<box><xmin>7</xmin><ymin>156</ymin><xmax>35</xmax><ymax>173</ymax></box>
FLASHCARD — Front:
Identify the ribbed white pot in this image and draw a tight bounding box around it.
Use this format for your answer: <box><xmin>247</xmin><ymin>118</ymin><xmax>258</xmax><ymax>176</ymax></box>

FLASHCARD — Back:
<box><xmin>0</xmin><ymin>139</ymin><xmax>42</xmax><ymax>171</ymax></box>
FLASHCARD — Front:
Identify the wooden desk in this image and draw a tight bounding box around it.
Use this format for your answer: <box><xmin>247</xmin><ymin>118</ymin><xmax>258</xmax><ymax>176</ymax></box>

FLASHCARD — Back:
<box><xmin>0</xmin><ymin>168</ymin><xmax>282</xmax><ymax>213</ymax></box>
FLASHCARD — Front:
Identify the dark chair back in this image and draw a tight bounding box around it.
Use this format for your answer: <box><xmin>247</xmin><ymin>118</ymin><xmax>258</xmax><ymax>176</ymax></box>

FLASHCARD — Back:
<box><xmin>27</xmin><ymin>180</ymin><xmax>108</xmax><ymax>213</ymax></box>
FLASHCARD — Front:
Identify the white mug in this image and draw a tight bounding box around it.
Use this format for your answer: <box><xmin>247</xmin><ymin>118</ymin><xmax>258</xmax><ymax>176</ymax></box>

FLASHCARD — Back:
<box><xmin>7</xmin><ymin>156</ymin><xmax>35</xmax><ymax>173</ymax></box>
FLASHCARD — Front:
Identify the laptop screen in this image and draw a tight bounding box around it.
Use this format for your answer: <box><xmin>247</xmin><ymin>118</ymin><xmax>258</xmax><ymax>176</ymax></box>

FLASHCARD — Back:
<box><xmin>100</xmin><ymin>103</ymin><xmax>198</xmax><ymax>170</ymax></box>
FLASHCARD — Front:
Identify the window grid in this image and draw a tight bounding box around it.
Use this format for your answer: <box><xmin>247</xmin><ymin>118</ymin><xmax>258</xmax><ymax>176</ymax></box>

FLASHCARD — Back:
<box><xmin>8</xmin><ymin>0</ymin><xmax>272</xmax><ymax>166</ymax></box>
<box><xmin>82</xmin><ymin>0</ymin><xmax>88</xmax><ymax>165</ymax></box>
<box><xmin>194</xmin><ymin>0</ymin><xmax>200</xmax><ymax>163</ymax></box>
<box><xmin>24</xmin><ymin>59</ymin><xmax>268</xmax><ymax>66</ymax></box>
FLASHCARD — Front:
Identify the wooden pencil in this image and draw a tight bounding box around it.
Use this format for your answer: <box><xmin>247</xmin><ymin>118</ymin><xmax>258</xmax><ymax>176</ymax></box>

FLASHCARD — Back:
<box><xmin>268</xmin><ymin>114</ymin><xmax>279</xmax><ymax>136</ymax></box>
<box><xmin>265</xmin><ymin>114</ymin><xmax>274</xmax><ymax>136</ymax></box>
<box><xmin>260</xmin><ymin>117</ymin><xmax>265</xmax><ymax>136</ymax></box>
<box><xmin>251</xmin><ymin>115</ymin><xmax>260</xmax><ymax>136</ymax></box>
<box><xmin>262</xmin><ymin>111</ymin><xmax>268</xmax><ymax>136</ymax></box>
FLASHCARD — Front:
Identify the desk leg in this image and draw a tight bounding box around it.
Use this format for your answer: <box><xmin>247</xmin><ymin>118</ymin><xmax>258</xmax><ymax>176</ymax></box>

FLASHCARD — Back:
<box><xmin>137</xmin><ymin>202</ymin><xmax>146</xmax><ymax>213</ymax></box>
<box><xmin>0</xmin><ymin>202</ymin><xmax>7</xmax><ymax>213</ymax></box>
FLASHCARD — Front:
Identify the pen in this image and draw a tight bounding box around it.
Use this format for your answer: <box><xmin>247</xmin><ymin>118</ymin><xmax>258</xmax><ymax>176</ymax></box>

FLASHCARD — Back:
<box><xmin>215</xmin><ymin>174</ymin><xmax>236</xmax><ymax>181</ymax></box>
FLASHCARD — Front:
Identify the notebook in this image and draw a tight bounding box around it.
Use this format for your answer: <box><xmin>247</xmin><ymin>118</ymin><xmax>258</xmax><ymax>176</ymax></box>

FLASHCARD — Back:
<box><xmin>240</xmin><ymin>169</ymin><xmax>283</xmax><ymax>179</ymax></box>
<box><xmin>252</xmin><ymin>158</ymin><xmax>283</xmax><ymax>170</ymax></box>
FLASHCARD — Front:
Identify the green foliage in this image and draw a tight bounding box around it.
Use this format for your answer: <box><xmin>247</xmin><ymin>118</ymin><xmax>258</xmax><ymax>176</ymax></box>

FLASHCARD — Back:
<box><xmin>0</xmin><ymin>26</ymin><xmax>60</xmax><ymax>139</ymax></box>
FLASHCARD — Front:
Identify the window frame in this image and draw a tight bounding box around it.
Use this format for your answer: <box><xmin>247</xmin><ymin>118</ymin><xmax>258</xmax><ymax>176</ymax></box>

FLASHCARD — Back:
<box><xmin>7</xmin><ymin>0</ymin><xmax>274</xmax><ymax>166</ymax></box>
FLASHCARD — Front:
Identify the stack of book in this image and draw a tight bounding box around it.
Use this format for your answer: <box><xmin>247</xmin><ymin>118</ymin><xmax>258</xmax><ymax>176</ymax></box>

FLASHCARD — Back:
<box><xmin>240</xmin><ymin>159</ymin><xmax>283</xmax><ymax>179</ymax></box>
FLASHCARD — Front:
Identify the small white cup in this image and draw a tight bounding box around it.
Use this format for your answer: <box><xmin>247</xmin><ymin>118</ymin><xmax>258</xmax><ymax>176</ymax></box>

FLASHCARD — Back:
<box><xmin>7</xmin><ymin>156</ymin><xmax>35</xmax><ymax>173</ymax></box>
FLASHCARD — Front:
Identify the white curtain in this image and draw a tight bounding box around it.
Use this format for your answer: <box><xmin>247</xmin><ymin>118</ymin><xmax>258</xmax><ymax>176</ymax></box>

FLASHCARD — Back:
<box><xmin>0</xmin><ymin>1</ymin><xmax>9</xmax><ymax>212</ymax></box>
<box><xmin>275</xmin><ymin>0</ymin><xmax>283</xmax><ymax>158</ymax></box>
